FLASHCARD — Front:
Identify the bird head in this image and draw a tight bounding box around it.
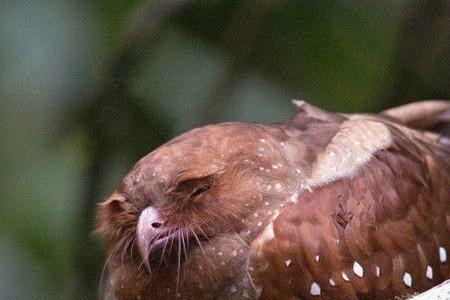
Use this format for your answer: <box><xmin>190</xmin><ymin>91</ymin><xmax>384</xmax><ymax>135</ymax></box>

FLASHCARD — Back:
<box><xmin>96</xmin><ymin>122</ymin><xmax>298</xmax><ymax>275</ymax></box>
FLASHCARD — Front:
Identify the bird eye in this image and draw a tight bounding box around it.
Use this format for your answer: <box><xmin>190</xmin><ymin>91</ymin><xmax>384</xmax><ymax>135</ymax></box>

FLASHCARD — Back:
<box><xmin>190</xmin><ymin>183</ymin><xmax>212</xmax><ymax>199</ymax></box>
<box><xmin>168</xmin><ymin>174</ymin><xmax>215</xmax><ymax>201</ymax></box>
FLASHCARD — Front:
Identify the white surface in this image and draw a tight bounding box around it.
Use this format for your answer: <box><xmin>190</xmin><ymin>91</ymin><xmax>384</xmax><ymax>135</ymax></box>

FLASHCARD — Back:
<box><xmin>411</xmin><ymin>280</ymin><xmax>450</xmax><ymax>300</ymax></box>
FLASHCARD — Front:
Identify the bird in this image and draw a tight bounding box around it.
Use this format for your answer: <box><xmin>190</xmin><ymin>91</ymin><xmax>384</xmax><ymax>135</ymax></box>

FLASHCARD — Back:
<box><xmin>96</xmin><ymin>100</ymin><xmax>450</xmax><ymax>300</ymax></box>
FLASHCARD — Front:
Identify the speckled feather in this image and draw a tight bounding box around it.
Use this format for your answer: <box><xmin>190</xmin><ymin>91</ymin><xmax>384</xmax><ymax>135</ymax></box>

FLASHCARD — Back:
<box><xmin>96</xmin><ymin>100</ymin><xmax>450</xmax><ymax>300</ymax></box>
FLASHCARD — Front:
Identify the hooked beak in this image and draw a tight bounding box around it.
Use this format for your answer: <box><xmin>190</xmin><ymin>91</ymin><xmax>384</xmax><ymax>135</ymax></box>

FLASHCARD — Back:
<box><xmin>136</xmin><ymin>206</ymin><xmax>174</xmax><ymax>270</ymax></box>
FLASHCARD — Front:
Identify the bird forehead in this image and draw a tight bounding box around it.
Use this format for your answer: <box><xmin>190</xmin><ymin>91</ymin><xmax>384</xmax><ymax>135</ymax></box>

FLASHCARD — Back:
<box><xmin>125</xmin><ymin>123</ymin><xmax>269</xmax><ymax>189</ymax></box>
<box><xmin>153</xmin><ymin>124</ymin><xmax>264</xmax><ymax>159</ymax></box>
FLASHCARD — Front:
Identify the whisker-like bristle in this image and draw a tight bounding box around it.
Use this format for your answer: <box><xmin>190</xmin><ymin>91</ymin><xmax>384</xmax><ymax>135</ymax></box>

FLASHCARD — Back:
<box><xmin>185</xmin><ymin>226</ymin><xmax>190</xmax><ymax>254</ymax></box>
<box><xmin>129</xmin><ymin>237</ymin><xmax>136</xmax><ymax>259</ymax></box>
<box><xmin>142</xmin><ymin>229</ymin><xmax>167</xmax><ymax>274</ymax></box>
<box><xmin>158</xmin><ymin>228</ymin><xmax>173</xmax><ymax>268</ymax></box>
<box><xmin>168</xmin><ymin>229</ymin><xmax>176</xmax><ymax>257</ymax></box>
<box><xmin>110</xmin><ymin>231</ymin><xmax>134</xmax><ymax>272</ymax></box>
<box><xmin>98</xmin><ymin>251</ymin><xmax>114</xmax><ymax>300</ymax></box>
<box><xmin>189</xmin><ymin>225</ymin><xmax>217</xmax><ymax>281</ymax></box>
<box><xmin>121</xmin><ymin>236</ymin><xmax>133</xmax><ymax>270</ymax></box>
<box><xmin>180</xmin><ymin>227</ymin><xmax>188</xmax><ymax>265</ymax></box>
<box><xmin>193</xmin><ymin>223</ymin><xmax>212</xmax><ymax>244</ymax></box>
<box><xmin>189</xmin><ymin>226</ymin><xmax>207</xmax><ymax>258</ymax></box>
<box><xmin>176</xmin><ymin>230</ymin><xmax>182</xmax><ymax>296</ymax></box>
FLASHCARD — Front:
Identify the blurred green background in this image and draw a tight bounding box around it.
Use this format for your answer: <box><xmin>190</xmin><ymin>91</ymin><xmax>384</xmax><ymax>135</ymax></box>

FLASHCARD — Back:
<box><xmin>1</xmin><ymin>0</ymin><xmax>449</xmax><ymax>299</ymax></box>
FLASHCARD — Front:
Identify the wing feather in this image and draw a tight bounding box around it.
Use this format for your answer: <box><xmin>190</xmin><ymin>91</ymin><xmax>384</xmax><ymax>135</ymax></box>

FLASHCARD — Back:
<box><xmin>250</xmin><ymin>120</ymin><xmax>450</xmax><ymax>300</ymax></box>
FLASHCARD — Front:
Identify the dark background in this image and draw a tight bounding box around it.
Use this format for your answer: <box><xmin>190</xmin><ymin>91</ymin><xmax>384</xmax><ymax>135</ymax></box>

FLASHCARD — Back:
<box><xmin>1</xmin><ymin>0</ymin><xmax>449</xmax><ymax>299</ymax></box>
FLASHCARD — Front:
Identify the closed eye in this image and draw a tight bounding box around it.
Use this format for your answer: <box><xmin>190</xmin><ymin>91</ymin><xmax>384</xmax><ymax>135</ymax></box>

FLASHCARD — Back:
<box><xmin>190</xmin><ymin>183</ymin><xmax>212</xmax><ymax>199</ymax></box>
<box><xmin>168</xmin><ymin>173</ymin><xmax>216</xmax><ymax>201</ymax></box>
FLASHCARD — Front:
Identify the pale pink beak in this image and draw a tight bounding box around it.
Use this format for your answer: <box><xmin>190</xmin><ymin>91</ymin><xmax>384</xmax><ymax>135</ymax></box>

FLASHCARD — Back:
<box><xmin>136</xmin><ymin>206</ymin><xmax>172</xmax><ymax>270</ymax></box>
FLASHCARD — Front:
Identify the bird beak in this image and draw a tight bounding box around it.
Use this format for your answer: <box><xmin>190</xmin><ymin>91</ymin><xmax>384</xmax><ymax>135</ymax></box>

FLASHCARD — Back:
<box><xmin>136</xmin><ymin>206</ymin><xmax>171</xmax><ymax>272</ymax></box>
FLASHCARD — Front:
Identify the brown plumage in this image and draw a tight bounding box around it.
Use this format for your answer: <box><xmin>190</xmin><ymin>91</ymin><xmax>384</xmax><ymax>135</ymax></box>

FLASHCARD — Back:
<box><xmin>96</xmin><ymin>100</ymin><xmax>450</xmax><ymax>300</ymax></box>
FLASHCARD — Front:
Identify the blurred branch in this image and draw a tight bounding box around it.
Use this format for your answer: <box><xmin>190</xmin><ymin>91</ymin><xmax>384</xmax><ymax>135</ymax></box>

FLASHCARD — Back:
<box><xmin>69</xmin><ymin>1</ymin><xmax>196</xmax><ymax>299</ymax></box>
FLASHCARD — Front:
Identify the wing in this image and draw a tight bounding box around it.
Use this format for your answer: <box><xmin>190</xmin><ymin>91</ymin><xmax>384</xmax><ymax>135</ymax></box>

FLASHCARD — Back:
<box><xmin>249</xmin><ymin>118</ymin><xmax>450</xmax><ymax>300</ymax></box>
